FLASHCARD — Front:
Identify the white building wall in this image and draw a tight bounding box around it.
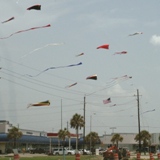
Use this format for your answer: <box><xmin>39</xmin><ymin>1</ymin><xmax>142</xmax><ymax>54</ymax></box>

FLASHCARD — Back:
<box><xmin>0</xmin><ymin>120</ymin><xmax>47</xmax><ymax>137</ymax></box>
<box><xmin>20</xmin><ymin>128</ymin><xmax>47</xmax><ymax>137</ymax></box>
<box><xmin>0</xmin><ymin>121</ymin><xmax>13</xmax><ymax>133</ymax></box>
<box><xmin>151</xmin><ymin>133</ymin><xmax>160</xmax><ymax>145</ymax></box>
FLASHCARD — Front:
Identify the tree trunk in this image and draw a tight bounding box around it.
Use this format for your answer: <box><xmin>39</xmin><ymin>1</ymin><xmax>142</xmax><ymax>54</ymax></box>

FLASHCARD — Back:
<box><xmin>76</xmin><ymin>129</ymin><xmax>79</xmax><ymax>152</ymax></box>
<box><xmin>14</xmin><ymin>138</ymin><xmax>16</xmax><ymax>148</ymax></box>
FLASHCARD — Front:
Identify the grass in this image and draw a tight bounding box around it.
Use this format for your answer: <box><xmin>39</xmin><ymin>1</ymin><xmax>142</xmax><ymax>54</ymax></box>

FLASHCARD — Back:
<box><xmin>0</xmin><ymin>155</ymin><xmax>103</xmax><ymax>160</ymax></box>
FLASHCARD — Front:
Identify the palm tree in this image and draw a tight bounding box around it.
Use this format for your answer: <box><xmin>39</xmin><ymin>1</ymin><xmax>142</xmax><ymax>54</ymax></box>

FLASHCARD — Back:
<box><xmin>58</xmin><ymin>128</ymin><xmax>70</xmax><ymax>148</ymax></box>
<box><xmin>7</xmin><ymin>126</ymin><xmax>23</xmax><ymax>148</ymax></box>
<box><xmin>85</xmin><ymin>131</ymin><xmax>100</xmax><ymax>150</ymax></box>
<box><xmin>111</xmin><ymin>133</ymin><xmax>123</xmax><ymax>148</ymax></box>
<box><xmin>134</xmin><ymin>130</ymin><xmax>151</xmax><ymax>152</ymax></box>
<box><xmin>70</xmin><ymin>113</ymin><xmax>85</xmax><ymax>152</ymax></box>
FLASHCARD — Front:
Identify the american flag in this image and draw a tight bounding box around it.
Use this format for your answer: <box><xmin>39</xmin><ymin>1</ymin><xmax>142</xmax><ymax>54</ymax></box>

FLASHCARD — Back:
<box><xmin>103</xmin><ymin>98</ymin><xmax>111</xmax><ymax>104</ymax></box>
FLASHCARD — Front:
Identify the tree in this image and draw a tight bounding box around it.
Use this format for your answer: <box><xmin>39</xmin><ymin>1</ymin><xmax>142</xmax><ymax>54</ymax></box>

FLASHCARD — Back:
<box><xmin>85</xmin><ymin>131</ymin><xmax>100</xmax><ymax>149</ymax></box>
<box><xmin>70</xmin><ymin>113</ymin><xmax>85</xmax><ymax>151</ymax></box>
<box><xmin>134</xmin><ymin>130</ymin><xmax>151</xmax><ymax>149</ymax></box>
<box><xmin>7</xmin><ymin>126</ymin><xmax>23</xmax><ymax>148</ymax></box>
<box><xmin>111</xmin><ymin>133</ymin><xmax>123</xmax><ymax>148</ymax></box>
<box><xmin>58</xmin><ymin>128</ymin><xmax>70</xmax><ymax>147</ymax></box>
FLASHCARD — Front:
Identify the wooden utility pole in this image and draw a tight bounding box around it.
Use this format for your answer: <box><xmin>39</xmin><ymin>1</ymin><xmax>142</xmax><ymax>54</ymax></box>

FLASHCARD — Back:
<box><xmin>61</xmin><ymin>99</ymin><xmax>62</xmax><ymax>130</ymax></box>
<box><xmin>83</xmin><ymin>96</ymin><xmax>86</xmax><ymax>155</ymax></box>
<box><xmin>137</xmin><ymin>89</ymin><xmax>141</xmax><ymax>150</ymax></box>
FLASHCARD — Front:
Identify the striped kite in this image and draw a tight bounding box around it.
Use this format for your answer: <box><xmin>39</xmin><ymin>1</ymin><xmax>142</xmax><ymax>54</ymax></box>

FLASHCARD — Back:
<box><xmin>26</xmin><ymin>62</ymin><xmax>82</xmax><ymax>77</ymax></box>
<box><xmin>2</xmin><ymin>17</ymin><xmax>14</xmax><ymax>24</ymax></box>
<box><xmin>128</xmin><ymin>32</ymin><xmax>143</xmax><ymax>36</ymax></box>
<box><xmin>27</xmin><ymin>4</ymin><xmax>41</xmax><ymax>10</ymax></box>
<box><xmin>114</xmin><ymin>51</ymin><xmax>127</xmax><ymax>55</ymax></box>
<box><xmin>27</xmin><ymin>100</ymin><xmax>50</xmax><ymax>108</ymax></box>
<box><xmin>0</xmin><ymin>24</ymin><xmax>51</xmax><ymax>39</ymax></box>
<box><xmin>86</xmin><ymin>74</ymin><xmax>97</xmax><ymax>80</ymax></box>
<box><xmin>65</xmin><ymin>82</ymin><xmax>77</xmax><ymax>88</ymax></box>
<box><xmin>21</xmin><ymin>42</ymin><xmax>64</xmax><ymax>59</ymax></box>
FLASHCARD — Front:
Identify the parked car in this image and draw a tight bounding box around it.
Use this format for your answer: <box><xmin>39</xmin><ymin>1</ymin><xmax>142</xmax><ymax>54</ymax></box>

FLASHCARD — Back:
<box><xmin>136</xmin><ymin>147</ymin><xmax>149</xmax><ymax>153</ymax></box>
<box><xmin>99</xmin><ymin>148</ymin><xmax>106</xmax><ymax>155</ymax></box>
<box><xmin>79</xmin><ymin>149</ymin><xmax>91</xmax><ymax>155</ymax></box>
<box><xmin>30</xmin><ymin>148</ymin><xmax>46</xmax><ymax>154</ymax></box>
<box><xmin>53</xmin><ymin>148</ymin><xmax>75</xmax><ymax>155</ymax></box>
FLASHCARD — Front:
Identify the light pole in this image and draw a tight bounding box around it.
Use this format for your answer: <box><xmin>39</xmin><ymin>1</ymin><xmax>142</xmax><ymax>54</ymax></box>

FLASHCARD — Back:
<box><xmin>90</xmin><ymin>115</ymin><xmax>92</xmax><ymax>154</ymax></box>
<box><xmin>90</xmin><ymin>113</ymin><xmax>96</xmax><ymax>154</ymax></box>
<box><xmin>110</xmin><ymin>127</ymin><xmax>116</xmax><ymax>134</ymax></box>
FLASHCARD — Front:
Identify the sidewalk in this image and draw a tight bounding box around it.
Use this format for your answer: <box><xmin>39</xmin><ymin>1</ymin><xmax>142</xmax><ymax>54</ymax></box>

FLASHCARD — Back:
<box><xmin>130</xmin><ymin>152</ymin><xmax>158</xmax><ymax>159</ymax></box>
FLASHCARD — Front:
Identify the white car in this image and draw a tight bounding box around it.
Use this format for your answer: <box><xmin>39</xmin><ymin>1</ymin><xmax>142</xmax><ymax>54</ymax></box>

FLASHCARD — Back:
<box><xmin>53</xmin><ymin>148</ymin><xmax>75</xmax><ymax>155</ymax></box>
<box><xmin>79</xmin><ymin>149</ymin><xmax>91</xmax><ymax>155</ymax></box>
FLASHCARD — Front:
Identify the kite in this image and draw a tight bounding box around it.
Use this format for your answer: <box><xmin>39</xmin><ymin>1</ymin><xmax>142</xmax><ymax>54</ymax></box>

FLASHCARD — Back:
<box><xmin>114</xmin><ymin>51</ymin><xmax>127</xmax><ymax>55</ymax></box>
<box><xmin>20</xmin><ymin>43</ymin><xmax>64</xmax><ymax>59</ymax></box>
<box><xmin>112</xmin><ymin>75</ymin><xmax>132</xmax><ymax>80</ymax></box>
<box><xmin>97</xmin><ymin>44</ymin><xmax>109</xmax><ymax>49</ymax></box>
<box><xmin>27</xmin><ymin>4</ymin><xmax>41</xmax><ymax>10</ymax></box>
<box><xmin>27</xmin><ymin>100</ymin><xmax>50</xmax><ymax>108</ymax></box>
<box><xmin>104</xmin><ymin>75</ymin><xmax>132</xmax><ymax>90</ymax></box>
<box><xmin>26</xmin><ymin>62</ymin><xmax>82</xmax><ymax>77</ymax></box>
<box><xmin>76</xmin><ymin>53</ymin><xmax>84</xmax><ymax>57</ymax></box>
<box><xmin>2</xmin><ymin>17</ymin><xmax>14</xmax><ymax>24</ymax></box>
<box><xmin>0</xmin><ymin>24</ymin><xmax>51</xmax><ymax>39</ymax></box>
<box><xmin>141</xmin><ymin>109</ymin><xmax>155</xmax><ymax>114</ymax></box>
<box><xmin>86</xmin><ymin>74</ymin><xmax>97</xmax><ymax>80</ymax></box>
<box><xmin>109</xmin><ymin>104</ymin><xmax>116</xmax><ymax>107</ymax></box>
<box><xmin>65</xmin><ymin>82</ymin><xmax>77</xmax><ymax>88</ymax></box>
<box><xmin>128</xmin><ymin>32</ymin><xmax>143</xmax><ymax>36</ymax></box>
<box><xmin>103</xmin><ymin>98</ymin><xmax>111</xmax><ymax>104</ymax></box>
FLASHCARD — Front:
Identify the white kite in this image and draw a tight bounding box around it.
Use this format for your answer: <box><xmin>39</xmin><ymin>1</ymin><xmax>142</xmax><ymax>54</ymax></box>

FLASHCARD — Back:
<box><xmin>128</xmin><ymin>32</ymin><xmax>143</xmax><ymax>36</ymax></box>
<box><xmin>20</xmin><ymin>42</ymin><xmax>64</xmax><ymax>59</ymax></box>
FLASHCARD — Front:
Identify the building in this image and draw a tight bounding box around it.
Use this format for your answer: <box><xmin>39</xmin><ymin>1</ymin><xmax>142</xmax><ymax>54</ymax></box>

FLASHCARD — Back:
<box><xmin>0</xmin><ymin>120</ymin><xmax>159</xmax><ymax>154</ymax></box>
<box><xmin>0</xmin><ymin>120</ymin><xmax>79</xmax><ymax>154</ymax></box>
<box><xmin>100</xmin><ymin>132</ymin><xmax>160</xmax><ymax>151</ymax></box>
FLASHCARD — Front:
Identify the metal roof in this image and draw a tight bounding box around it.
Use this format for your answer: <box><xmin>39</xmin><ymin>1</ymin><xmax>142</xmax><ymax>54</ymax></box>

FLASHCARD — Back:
<box><xmin>0</xmin><ymin>133</ymin><xmax>80</xmax><ymax>145</ymax></box>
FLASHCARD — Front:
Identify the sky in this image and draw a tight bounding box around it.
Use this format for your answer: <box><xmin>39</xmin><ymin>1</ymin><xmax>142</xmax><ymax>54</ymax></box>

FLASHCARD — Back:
<box><xmin>0</xmin><ymin>0</ymin><xmax>160</xmax><ymax>136</ymax></box>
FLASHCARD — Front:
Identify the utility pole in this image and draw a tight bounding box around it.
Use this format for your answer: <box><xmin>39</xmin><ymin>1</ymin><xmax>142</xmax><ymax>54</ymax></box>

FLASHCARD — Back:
<box><xmin>83</xmin><ymin>96</ymin><xmax>86</xmax><ymax>155</ymax></box>
<box><xmin>137</xmin><ymin>89</ymin><xmax>141</xmax><ymax>150</ymax></box>
<box><xmin>61</xmin><ymin>99</ymin><xmax>62</xmax><ymax>130</ymax></box>
<box><xmin>67</xmin><ymin>121</ymin><xmax>68</xmax><ymax>130</ymax></box>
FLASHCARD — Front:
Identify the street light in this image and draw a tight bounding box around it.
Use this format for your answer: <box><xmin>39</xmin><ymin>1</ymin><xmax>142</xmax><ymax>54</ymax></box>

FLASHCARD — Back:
<box><xmin>90</xmin><ymin>113</ymin><xmax>96</xmax><ymax>154</ymax></box>
<box><xmin>110</xmin><ymin>127</ymin><xmax>116</xmax><ymax>134</ymax></box>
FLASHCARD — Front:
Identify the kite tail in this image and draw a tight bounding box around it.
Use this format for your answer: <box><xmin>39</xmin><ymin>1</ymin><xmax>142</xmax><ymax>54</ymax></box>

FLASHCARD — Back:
<box><xmin>27</xmin><ymin>104</ymin><xmax>32</xmax><ymax>108</ymax></box>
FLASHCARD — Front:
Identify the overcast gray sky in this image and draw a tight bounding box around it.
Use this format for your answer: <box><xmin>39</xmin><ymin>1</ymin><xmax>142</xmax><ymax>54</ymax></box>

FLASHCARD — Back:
<box><xmin>0</xmin><ymin>0</ymin><xmax>160</xmax><ymax>136</ymax></box>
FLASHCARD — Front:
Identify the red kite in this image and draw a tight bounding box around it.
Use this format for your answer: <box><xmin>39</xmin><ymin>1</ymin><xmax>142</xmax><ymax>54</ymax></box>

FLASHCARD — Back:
<box><xmin>97</xmin><ymin>44</ymin><xmax>109</xmax><ymax>49</ymax></box>
<box><xmin>76</xmin><ymin>53</ymin><xmax>84</xmax><ymax>57</ymax></box>
<box><xmin>27</xmin><ymin>4</ymin><xmax>41</xmax><ymax>10</ymax></box>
